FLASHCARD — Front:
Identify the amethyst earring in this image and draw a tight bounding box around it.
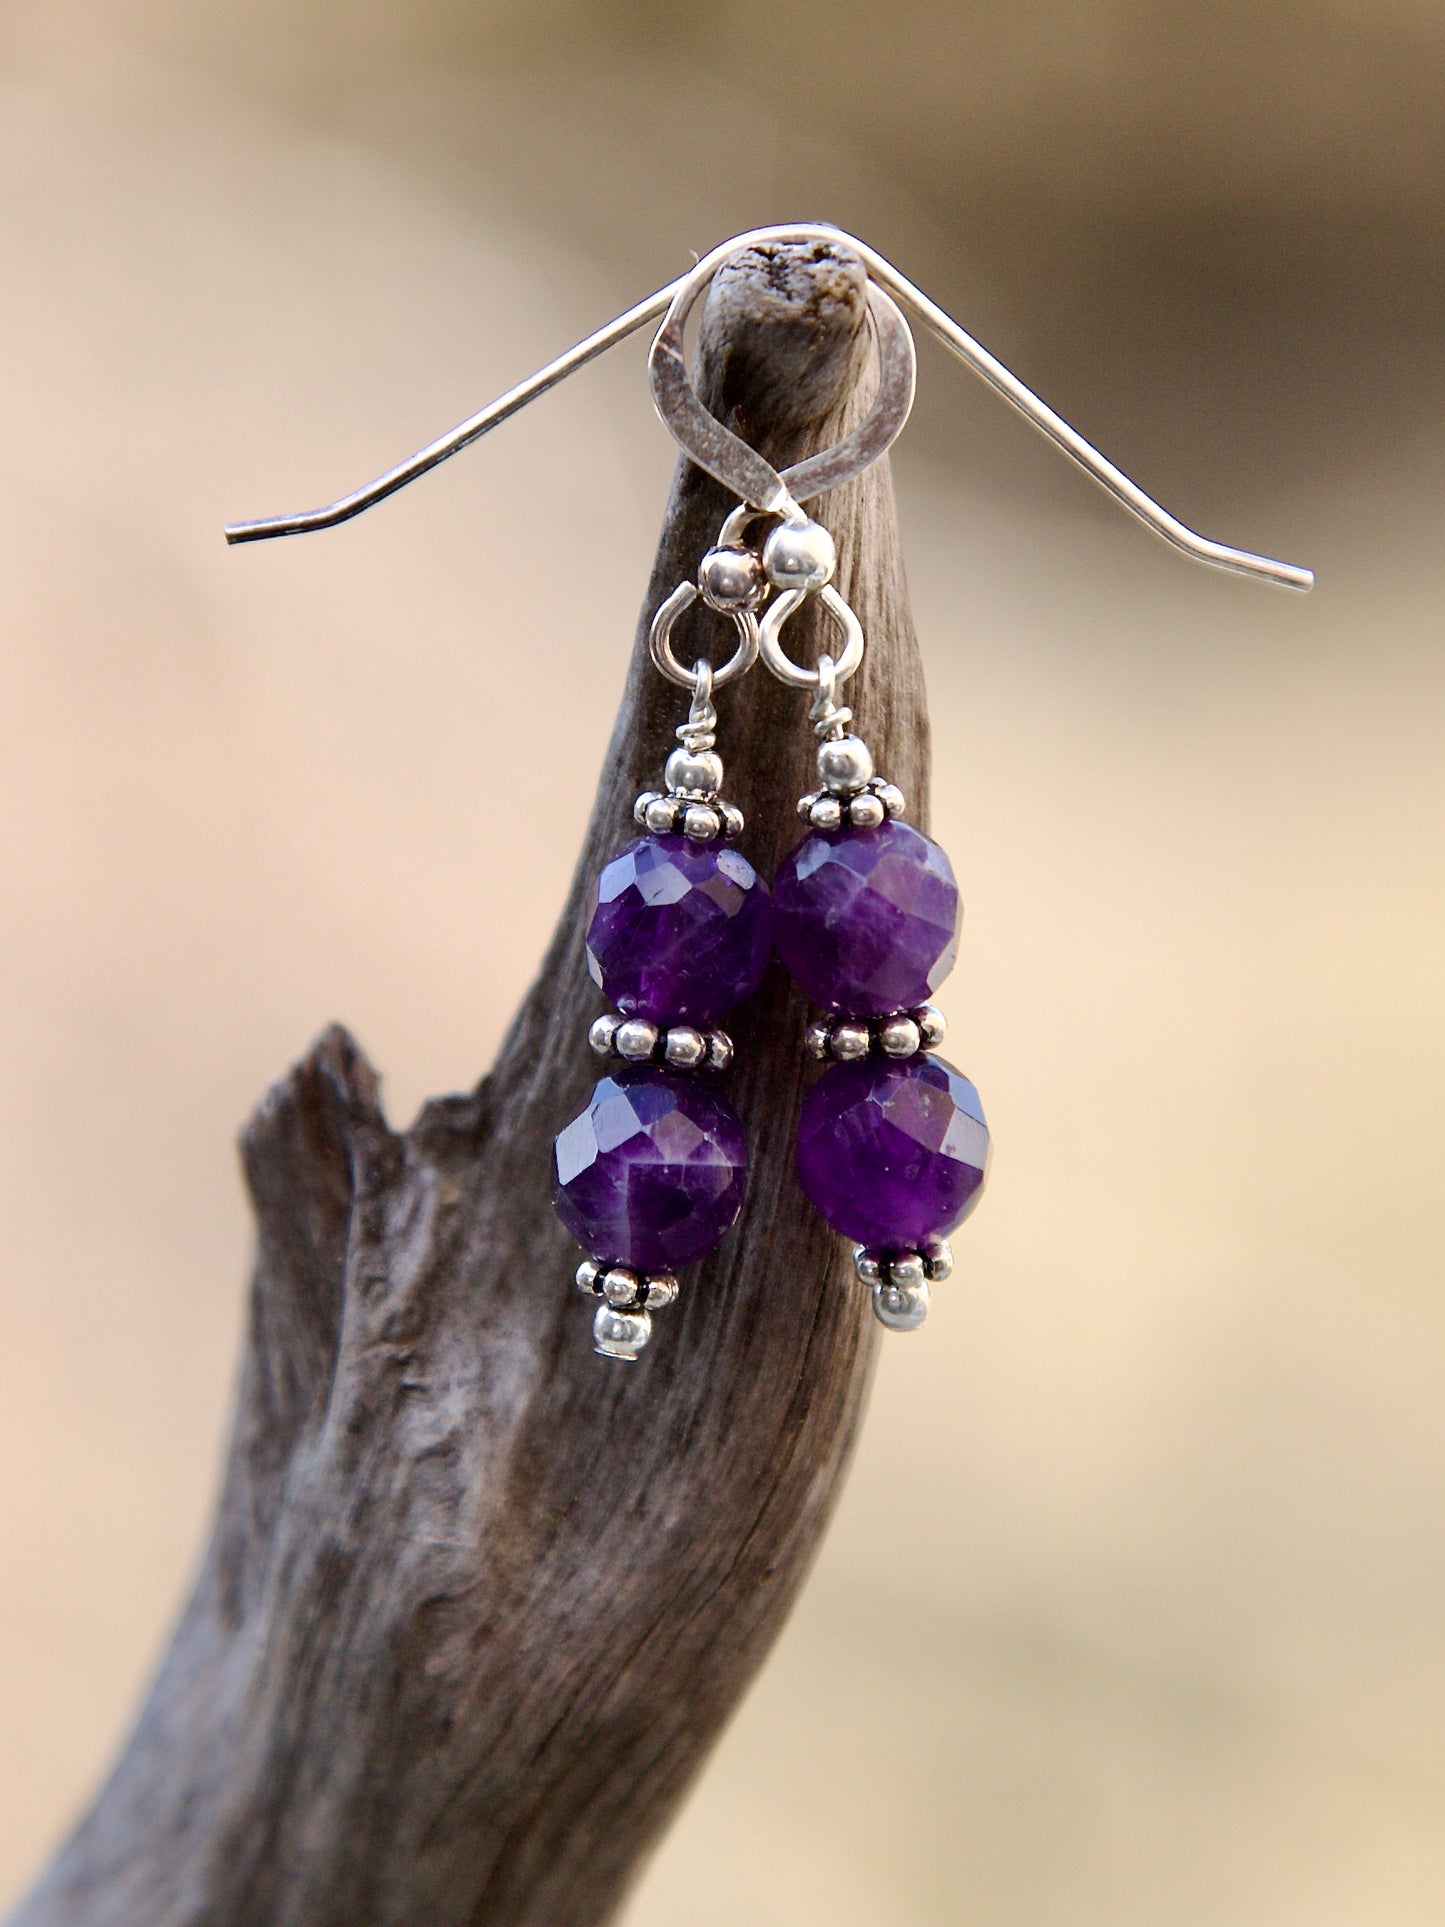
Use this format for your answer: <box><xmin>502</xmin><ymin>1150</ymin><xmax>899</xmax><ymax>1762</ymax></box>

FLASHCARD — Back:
<box><xmin>552</xmin><ymin>560</ymin><xmax>774</xmax><ymax>1360</ymax></box>
<box><xmin>754</xmin><ymin>522</ymin><xmax>991</xmax><ymax>1332</ymax></box>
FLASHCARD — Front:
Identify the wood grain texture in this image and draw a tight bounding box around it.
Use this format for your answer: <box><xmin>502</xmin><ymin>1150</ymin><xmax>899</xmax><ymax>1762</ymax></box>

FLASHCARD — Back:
<box><xmin>11</xmin><ymin>238</ymin><xmax>933</xmax><ymax>1927</ymax></box>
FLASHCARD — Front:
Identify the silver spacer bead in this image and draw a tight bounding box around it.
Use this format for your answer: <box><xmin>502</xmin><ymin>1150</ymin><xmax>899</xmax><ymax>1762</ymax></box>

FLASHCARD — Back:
<box><xmin>589</xmin><ymin>1013</ymin><xmax>621</xmax><ymax>1057</ymax></box>
<box><xmin>615</xmin><ymin>1018</ymin><xmax>660</xmax><ymax>1062</ymax></box>
<box><xmin>663</xmin><ymin>1025</ymin><xmax>707</xmax><ymax>1070</ymax></box>
<box><xmin>634</xmin><ymin>791</ymin><xmax>661</xmax><ymax>828</ymax></box>
<box><xmin>762</xmin><ymin>517</ymin><xmax>837</xmax><ymax>591</ymax></box>
<box><xmin>797</xmin><ymin>790</ymin><xmax>822</xmax><ymax>821</ymax></box>
<box><xmin>809</xmin><ymin>796</ymin><xmax>844</xmax><ymax>832</ymax></box>
<box><xmin>593</xmin><ymin>1303</ymin><xmax>653</xmax><ymax>1359</ymax></box>
<box><xmin>852</xmin><ymin>1246</ymin><xmax>884</xmax><ymax>1288</ymax></box>
<box><xmin>921</xmin><ymin>1239</ymin><xmax>954</xmax><ymax>1282</ymax></box>
<box><xmin>816</xmin><ymin>734</ymin><xmax>874</xmax><ymax>797</ymax></box>
<box><xmin>879</xmin><ymin>1014</ymin><xmax>922</xmax><ymax>1059</ymax></box>
<box><xmin>645</xmin><ymin>795</ymin><xmax>679</xmax><ymax>835</ymax></box>
<box><xmin>706</xmin><ymin>1030</ymin><xmax>735</xmax><ymax>1072</ymax></box>
<box><xmin>872</xmin><ymin>1278</ymin><xmax>930</xmax><ymax>1332</ymax></box>
<box><xmin>665</xmin><ymin>746</ymin><xmax>723</xmax><ymax>798</ymax></box>
<box><xmin>831</xmin><ymin>1021</ymin><xmax>871</xmax><ymax>1061</ymax></box>
<box><xmin>848</xmin><ymin>792</ymin><xmax>886</xmax><ymax>829</ymax></box>
<box><xmin>805</xmin><ymin>1019</ymin><xmax>832</xmax><ymax>1060</ymax></box>
<box><xmin>887</xmin><ymin>1252</ymin><xmax>927</xmax><ymax>1293</ymax></box>
<box><xmin>914</xmin><ymin>1004</ymin><xmax>947</xmax><ymax>1048</ymax></box>
<box><xmin>575</xmin><ymin>1258</ymin><xmax>602</xmax><ymax>1295</ymax></box>
<box><xmin>682</xmin><ymin>803</ymin><xmax>722</xmax><ymax>841</ymax></box>
<box><xmin>643</xmin><ymin>1272</ymin><xmax>680</xmax><ymax>1309</ymax></box>
<box><xmin>699</xmin><ymin>544</ymin><xmax>766</xmax><ymax>612</ymax></box>
<box><xmin>603</xmin><ymin>1265</ymin><xmax>642</xmax><ymax>1307</ymax></box>
<box><xmin>875</xmin><ymin>782</ymin><xmax>907</xmax><ymax>819</ymax></box>
<box><xmin>721</xmin><ymin>803</ymin><xmax>745</xmax><ymax>838</ymax></box>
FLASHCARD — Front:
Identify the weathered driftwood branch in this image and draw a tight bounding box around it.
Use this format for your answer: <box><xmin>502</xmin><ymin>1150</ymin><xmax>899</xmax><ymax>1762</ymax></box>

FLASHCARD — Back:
<box><xmin>13</xmin><ymin>239</ymin><xmax>933</xmax><ymax>1927</ymax></box>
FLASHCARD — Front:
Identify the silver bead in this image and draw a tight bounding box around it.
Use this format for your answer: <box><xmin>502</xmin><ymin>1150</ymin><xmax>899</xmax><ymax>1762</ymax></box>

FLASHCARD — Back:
<box><xmin>634</xmin><ymin>791</ymin><xmax>660</xmax><ymax>827</ymax></box>
<box><xmin>645</xmin><ymin>795</ymin><xmax>678</xmax><ymax>834</ymax></box>
<box><xmin>888</xmin><ymin>1252</ymin><xmax>927</xmax><ymax>1293</ymax></box>
<box><xmin>914</xmin><ymin>1004</ymin><xmax>947</xmax><ymax>1048</ymax></box>
<box><xmin>602</xmin><ymin>1265</ymin><xmax>641</xmax><ymax>1307</ymax></box>
<box><xmin>872</xmin><ymin>1279</ymin><xmax>930</xmax><ymax>1332</ymax></box>
<box><xmin>809</xmin><ymin>796</ymin><xmax>844</xmax><ymax>832</ymax></box>
<box><xmin>921</xmin><ymin>1239</ymin><xmax>954</xmax><ymax>1282</ymax></box>
<box><xmin>831</xmin><ymin>1021</ymin><xmax>871</xmax><ymax>1061</ymax></box>
<box><xmin>762</xmin><ymin>517</ymin><xmax>836</xmax><ymax>591</ymax></box>
<box><xmin>643</xmin><ymin>1272</ymin><xmax>679</xmax><ymax>1309</ymax></box>
<box><xmin>588</xmin><ymin>1013</ymin><xmax>621</xmax><ymax>1057</ymax></box>
<box><xmin>593</xmin><ymin>1303</ymin><xmax>653</xmax><ymax>1359</ymax></box>
<box><xmin>664</xmin><ymin>1025</ymin><xmax>707</xmax><ymax>1070</ymax></box>
<box><xmin>816</xmin><ymin>734</ymin><xmax>874</xmax><ymax>796</ymax></box>
<box><xmin>615</xmin><ymin>1018</ymin><xmax>659</xmax><ymax>1062</ymax></box>
<box><xmin>879</xmin><ymin>1015</ymin><xmax>922</xmax><ymax>1059</ymax></box>
<box><xmin>847</xmin><ymin>793</ymin><xmax>885</xmax><ymax>829</ymax></box>
<box><xmin>575</xmin><ymin>1258</ymin><xmax>602</xmax><ymax>1295</ymax></box>
<box><xmin>699</xmin><ymin>544</ymin><xmax>765</xmax><ymax>611</ymax></box>
<box><xmin>804</xmin><ymin>1019</ymin><xmax>832</xmax><ymax>1060</ymax></box>
<box><xmin>797</xmin><ymin>790</ymin><xmax>822</xmax><ymax>821</ymax></box>
<box><xmin>721</xmin><ymin>803</ymin><xmax>745</xmax><ymax>838</ymax></box>
<box><xmin>875</xmin><ymin>782</ymin><xmax>907</xmax><ymax>818</ymax></box>
<box><xmin>852</xmin><ymin>1246</ymin><xmax>884</xmax><ymax>1287</ymax></box>
<box><xmin>664</xmin><ymin>746</ymin><xmax>723</xmax><ymax>798</ymax></box>
<box><xmin>706</xmin><ymin>1030</ymin><xmax>735</xmax><ymax>1072</ymax></box>
<box><xmin>682</xmin><ymin>803</ymin><xmax>722</xmax><ymax>841</ymax></box>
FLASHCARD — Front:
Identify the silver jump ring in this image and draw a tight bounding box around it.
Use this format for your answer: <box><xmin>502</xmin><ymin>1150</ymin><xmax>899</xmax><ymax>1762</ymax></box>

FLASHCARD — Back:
<box><xmin>648</xmin><ymin>582</ymin><xmax>761</xmax><ymax>691</ymax></box>
<box><xmin>758</xmin><ymin>584</ymin><xmax>865</xmax><ymax>689</ymax></box>
<box><xmin>649</xmin><ymin>229</ymin><xmax>916</xmax><ymax>515</ymax></box>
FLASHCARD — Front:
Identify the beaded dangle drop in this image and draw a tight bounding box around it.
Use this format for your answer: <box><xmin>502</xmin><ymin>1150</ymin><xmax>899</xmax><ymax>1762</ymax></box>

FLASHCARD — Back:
<box><xmin>551</xmin><ymin>548</ymin><xmax>773</xmax><ymax>1359</ymax></box>
<box><xmin>756</xmin><ymin>515</ymin><xmax>991</xmax><ymax>1333</ymax></box>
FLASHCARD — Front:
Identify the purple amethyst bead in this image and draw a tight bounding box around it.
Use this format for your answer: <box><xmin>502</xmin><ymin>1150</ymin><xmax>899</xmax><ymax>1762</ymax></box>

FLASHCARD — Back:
<box><xmin>796</xmin><ymin>1055</ymin><xmax>989</xmax><ymax>1250</ymax></box>
<box><xmin>773</xmin><ymin>820</ymin><xmax>960</xmax><ymax>1016</ymax></box>
<box><xmin>554</xmin><ymin>1067</ymin><xmax>748</xmax><ymax>1271</ymax></box>
<box><xmin>586</xmin><ymin>834</ymin><xmax>773</xmax><ymax>1026</ymax></box>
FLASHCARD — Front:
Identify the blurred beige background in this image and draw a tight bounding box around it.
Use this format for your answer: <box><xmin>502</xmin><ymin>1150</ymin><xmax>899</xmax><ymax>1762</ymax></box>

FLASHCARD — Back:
<box><xmin>1</xmin><ymin>2</ymin><xmax>1442</xmax><ymax>1922</ymax></box>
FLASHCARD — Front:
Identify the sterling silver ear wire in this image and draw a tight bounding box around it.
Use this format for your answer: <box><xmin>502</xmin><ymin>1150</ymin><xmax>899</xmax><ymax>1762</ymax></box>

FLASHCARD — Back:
<box><xmin>223</xmin><ymin>222</ymin><xmax>1313</xmax><ymax>595</ymax></box>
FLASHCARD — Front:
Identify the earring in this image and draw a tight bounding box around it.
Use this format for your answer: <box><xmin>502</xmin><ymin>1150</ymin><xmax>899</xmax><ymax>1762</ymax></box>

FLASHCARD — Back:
<box><xmin>551</xmin><ymin>561</ymin><xmax>772</xmax><ymax>1360</ymax></box>
<box><xmin>756</xmin><ymin>533</ymin><xmax>988</xmax><ymax>1332</ymax></box>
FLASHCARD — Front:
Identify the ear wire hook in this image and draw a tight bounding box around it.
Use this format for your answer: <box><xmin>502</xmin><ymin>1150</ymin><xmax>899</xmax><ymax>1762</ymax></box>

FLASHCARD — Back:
<box><xmin>223</xmin><ymin>224</ymin><xmax>1313</xmax><ymax>593</ymax></box>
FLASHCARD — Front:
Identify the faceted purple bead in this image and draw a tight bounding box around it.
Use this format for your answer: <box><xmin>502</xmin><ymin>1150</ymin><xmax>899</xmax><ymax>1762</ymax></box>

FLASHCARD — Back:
<box><xmin>796</xmin><ymin>1055</ymin><xmax>989</xmax><ymax>1250</ymax></box>
<box><xmin>586</xmin><ymin>834</ymin><xmax>773</xmax><ymax>1026</ymax></box>
<box><xmin>554</xmin><ymin>1067</ymin><xmax>749</xmax><ymax>1271</ymax></box>
<box><xmin>773</xmin><ymin>821</ymin><xmax>960</xmax><ymax>1016</ymax></box>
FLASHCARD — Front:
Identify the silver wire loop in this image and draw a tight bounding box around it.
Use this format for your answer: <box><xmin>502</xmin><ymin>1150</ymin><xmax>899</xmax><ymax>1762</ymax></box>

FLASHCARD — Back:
<box><xmin>758</xmin><ymin>585</ymin><xmax>866</xmax><ymax>689</ymax></box>
<box><xmin>648</xmin><ymin>583</ymin><xmax>761</xmax><ymax>692</ymax></box>
<box><xmin>648</xmin><ymin>261</ymin><xmax>916</xmax><ymax>516</ymax></box>
<box><xmin>223</xmin><ymin>222</ymin><xmax>1313</xmax><ymax>594</ymax></box>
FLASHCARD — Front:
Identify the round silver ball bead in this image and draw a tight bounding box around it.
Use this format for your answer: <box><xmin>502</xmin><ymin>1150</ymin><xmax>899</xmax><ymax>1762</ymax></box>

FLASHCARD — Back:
<box><xmin>805</xmin><ymin>1019</ymin><xmax>832</xmax><ymax>1061</ymax></box>
<box><xmin>602</xmin><ymin>1265</ymin><xmax>642</xmax><ymax>1307</ymax></box>
<box><xmin>664</xmin><ymin>747</ymin><xmax>723</xmax><ymax>798</ymax></box>
<box><xmin>589</xmin><ymin>1013</ymin><xmax>621</xmax><ymax>1057</ymax></box>
<box><xmin>875</xmin><ymin>782</ymin><xmax>907</xmax><ymax>819</ymax></box>
<box><xmin>633</xmin><ymin>791</ymin><xmax>660</xmax><ymax>827</ymax></box>
<box><xmin>593</xmin><ymin>1303</ymin><xmax>653</xmax><ymax>1359</ymax></box>
<box><xmin>699</xmin><ymin>545</ymin><xmax>766</xmax><ymax>611</ymax></box>
<box><xmin>643</xmin><ymin>1273</ymin><xmax>679</xmax><ymax>1309</ymax></box>
<box><xmin>848</xmin><ymin>793</ymin><xmax>886</xmax><ymax>829</ymax></box>
<box><xmin>645</xmin><ymin>796</ymin><xmax>678</xmax><ymax>835</ymax></box>
<box><xmin>887</xmin><ymin>1252</ymin><xmax>927</xmax><ymax>1293</ymax></box>
<box><xmin>721</xmin><ymin>803</ymin><xmax>745</xmax><ymax>838</ymax></box>
<box><xmin>872</xmin><ymin>1279</ymin><xmax>930</xmax><ymax>1332</ymax></box>
<box><xmin>879</xmin><ymin>1014</ymin><xmax>922</xmax><ymax>1059</ymax></box>
<box><xmin>921</xmin><ymin>1239</ymin><xmax>954</xmax><ymax>1282</ymax></box>
<box><xmin>663</xmin><ymin>1025</ymin><xmax>707</xmax><ymax>1070</ymax></box>
<box><xmin>682</xmin><ymin>803</ymin><xmax>722</xmax><ymax>841</ymax></box>
<box><xmin>809</xmin><ymin>796</ymin><xmax>844</xmax><ymax>832</ymax></box>
<box><xmin>707</xmin><ymin>1031</ymin><xmax>735</xmax><ymax>1071</ymax></box>
<box><xmin>915</xmin><ymin>1004</ymin><xmax>947</xmax><ymax>1048</ymax></box>
<box><xmin>852</xmin><ymin>1246</ymin><xmax>884</xmax><ymax>1288</ymax></box>
<box><xmin>615</xmin><ymin>1018</ymin><xmax>659</xmax><ymax>1062</ymax></box>
<box><xmin>831</xmin><ymin>1021</ymin><xmax>871</xmax><ymax>1062</ymax></box>
<box><xmin>817</xmin><ymin>735</ymin><xmax>874</xmax><ymax>796</ymax></box>
<box><xmin>575</xmin><ymin>1258</ymin><xmax>602</xmax><ymax>1295</ymax></box>
<box><xmin>762</xmin><ymin>517</ymin><xmax>836</xmax><ymax>591</ymax></box>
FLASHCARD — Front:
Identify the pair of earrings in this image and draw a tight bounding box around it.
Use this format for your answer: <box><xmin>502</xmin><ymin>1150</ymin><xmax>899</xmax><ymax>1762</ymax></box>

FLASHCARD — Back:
<box><xmin>226</xmin><ymin>224</ymin><xmax>1312</xmax><ymax>1364</ymax></box>
<box><xmin>554</xmin><ymin>500</ymin><xmax>985</xmax><ymax>1359</ymax></box>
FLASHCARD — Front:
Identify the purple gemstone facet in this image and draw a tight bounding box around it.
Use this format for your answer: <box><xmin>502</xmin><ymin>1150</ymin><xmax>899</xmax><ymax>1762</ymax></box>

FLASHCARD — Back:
<box><xmin>796</xmin><ymin>1054</ymin><xmax>989</xmax><ymax>1249</ymax></box>
<box><xmin>586</xmin><ymin>834</ymin><xmax>773</xmax><ymax>1025</ymax></box>
<box><xmin>773</xmin><ymin>821</ymin><xmax>960</xmax><ymax>1016</ymax></box>
<box><xmin>554</xmin><ymin>1067</ymin><xmax>749</xmax><ymax>1270</ymax></box>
